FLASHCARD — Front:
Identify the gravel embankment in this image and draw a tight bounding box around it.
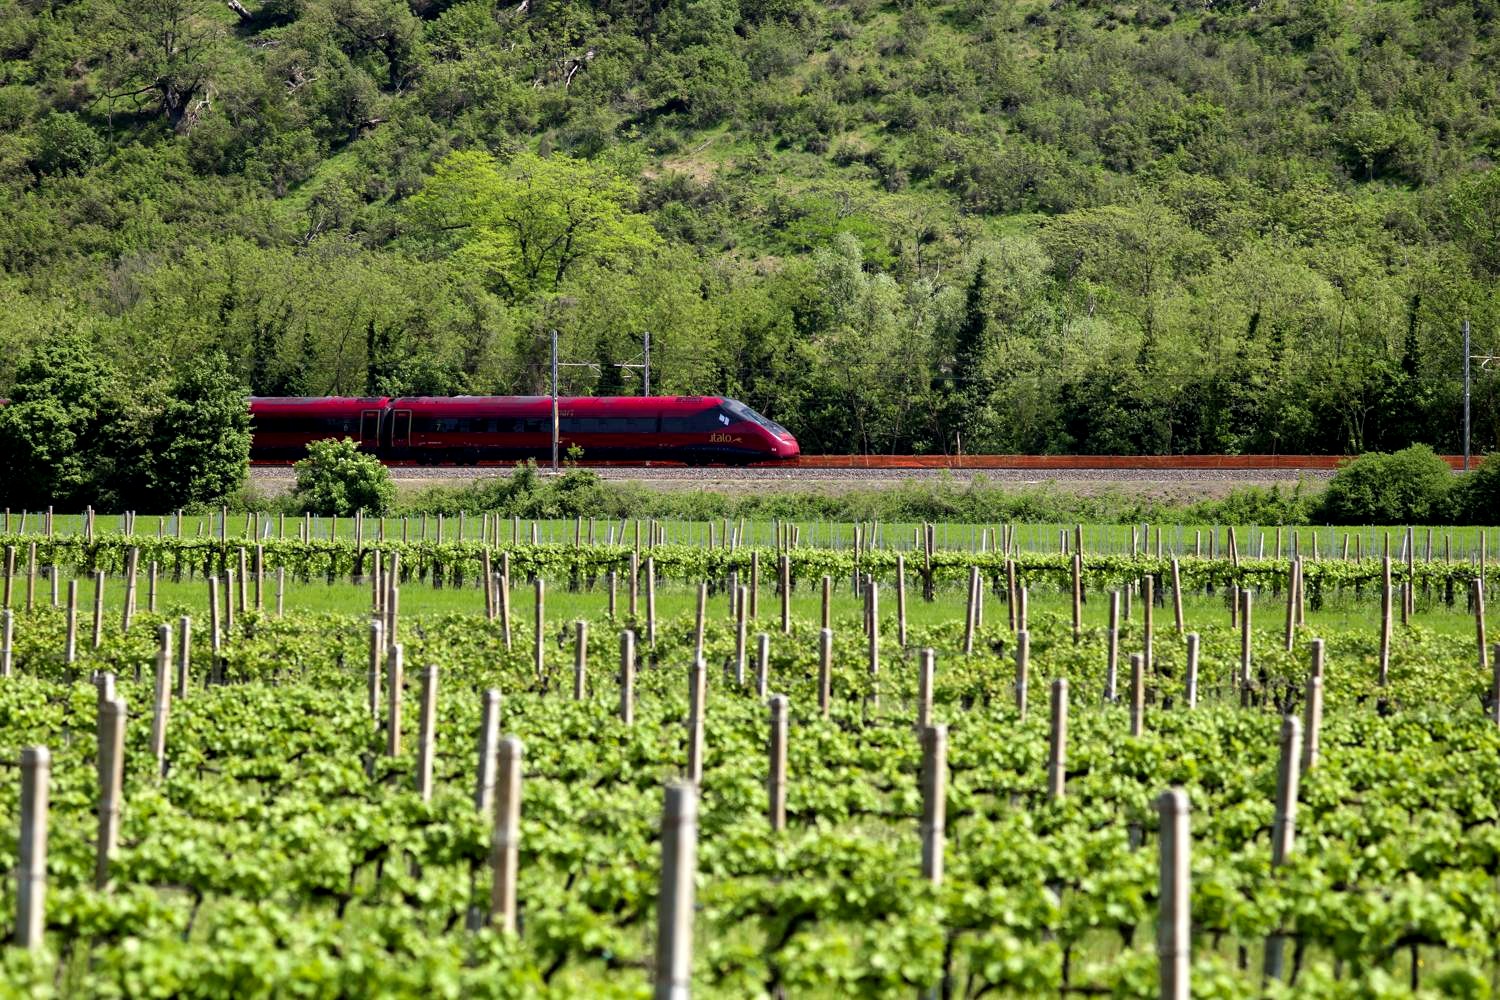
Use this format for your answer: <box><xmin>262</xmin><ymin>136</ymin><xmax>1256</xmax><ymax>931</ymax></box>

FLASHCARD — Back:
<box><xmin>251</xmin><ymin>465</ymin><xmax>1335</xmax><ymax>501</ymax></box>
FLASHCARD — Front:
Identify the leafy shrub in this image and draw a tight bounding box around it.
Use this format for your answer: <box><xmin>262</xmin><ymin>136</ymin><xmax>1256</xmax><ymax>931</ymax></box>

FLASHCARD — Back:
<box><xmin>292</xmin><ymin>439</ymin><xmax>394</xmax><ymax>516</ymax></box>
<box><xmin>33</xmin><ymin>112</ymin><xmax>100</xmax><ymax>176</ymax></box>
<box><xmin>1317</xmin><ymin>445</ymin><xmax>1455</xmax><ymax>524</ymax></box>
<box><xmin>1451</xmin><ymin>456</ymin><xmax>1500</xmax><ymax>525</ymax></box>
<box><xmin>0</xmin><ymin>340</ymin><xmax>251</xmax><ymax>511</ymax></box>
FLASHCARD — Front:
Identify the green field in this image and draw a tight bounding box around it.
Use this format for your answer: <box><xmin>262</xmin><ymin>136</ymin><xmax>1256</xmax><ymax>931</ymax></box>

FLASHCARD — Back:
<box><xmin>0</xmin><ymin>532</ymin><xmax>1496</xmax><ymax>997</ymax></box>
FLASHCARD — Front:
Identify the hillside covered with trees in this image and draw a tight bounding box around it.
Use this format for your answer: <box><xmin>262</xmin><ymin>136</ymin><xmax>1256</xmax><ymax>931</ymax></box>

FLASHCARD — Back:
<box><xmin>0</xmin><ymin>0</ymin><xmax>1496</xmax><ymax>455</ymax></box>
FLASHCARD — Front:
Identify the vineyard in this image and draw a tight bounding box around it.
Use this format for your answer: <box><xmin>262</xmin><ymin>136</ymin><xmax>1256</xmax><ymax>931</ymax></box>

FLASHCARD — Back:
<box><xmin>0</xmin><ymin>512</ymin><xmax>1496</xmax><ymax>998</ymax></box>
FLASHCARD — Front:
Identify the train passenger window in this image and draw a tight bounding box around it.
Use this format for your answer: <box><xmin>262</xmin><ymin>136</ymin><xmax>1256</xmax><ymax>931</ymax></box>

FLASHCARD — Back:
<box><xmin>662</xmin><ymin>410</ymin><xmax>729</xmax><ymax>433</ymax></box>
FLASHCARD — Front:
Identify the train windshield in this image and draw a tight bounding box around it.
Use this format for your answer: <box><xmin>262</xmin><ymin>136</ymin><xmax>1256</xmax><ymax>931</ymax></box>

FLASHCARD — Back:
<box><xmin>721</xmin><ymin>399</ymin><xmax>793</xmax><ymax>439</ymax></box>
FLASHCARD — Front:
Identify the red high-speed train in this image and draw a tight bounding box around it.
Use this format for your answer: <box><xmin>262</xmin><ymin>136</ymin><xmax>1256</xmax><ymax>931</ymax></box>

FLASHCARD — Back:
<box><xmin>249</xmin><ymin>396</ymin><xmax>800</xmax><ymax>465</ymax></box>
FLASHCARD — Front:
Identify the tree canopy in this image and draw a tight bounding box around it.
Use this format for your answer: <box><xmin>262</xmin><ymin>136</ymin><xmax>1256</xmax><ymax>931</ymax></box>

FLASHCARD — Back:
<box><xmin>0</xmin><ymin>0</ymin><xmax>1493</xmax><ymax>457</ymax></box>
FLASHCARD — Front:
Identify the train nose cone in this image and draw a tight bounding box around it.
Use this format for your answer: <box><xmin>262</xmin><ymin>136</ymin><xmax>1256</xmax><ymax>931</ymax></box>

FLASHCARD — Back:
<box><xmin>778</xmin><ymin>436</ymin><xmax>800</xmax><ymax>458</ymax></box>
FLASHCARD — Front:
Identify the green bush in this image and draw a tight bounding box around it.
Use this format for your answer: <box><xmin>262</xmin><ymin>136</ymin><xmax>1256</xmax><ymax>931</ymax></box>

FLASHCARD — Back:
<box><xmin>1317</xmin><ymin>445</ymin><xmax>1456</xmax><ymax>524</ymax></box>
<box><xmin>1451</xmin><ymin>456</ymin><xmax>1499</xmax><ymax>525</ymax></box>
<box><xmin>292</xmin><ymin>439</ymin><xmax>394</xmax><ymax>516</ymax></box>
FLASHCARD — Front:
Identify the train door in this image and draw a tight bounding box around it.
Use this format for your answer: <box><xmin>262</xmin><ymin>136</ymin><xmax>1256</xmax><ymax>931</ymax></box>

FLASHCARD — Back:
<box><xmin>391</xmin><ymin>410</ymin><xmax>412</xmax><ymax>451</ymax></box>
<box><xmin>360</xmin><ymin>409</ymin><xmax>381</xmax><ymax>451</ymax></box>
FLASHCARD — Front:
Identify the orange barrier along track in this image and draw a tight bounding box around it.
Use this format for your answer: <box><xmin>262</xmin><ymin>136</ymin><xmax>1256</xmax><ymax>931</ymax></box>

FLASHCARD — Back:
<box><xmin>759</xmin><ymin>454</ymin><xmax>1472</xmax><ymax>470</ymax></box>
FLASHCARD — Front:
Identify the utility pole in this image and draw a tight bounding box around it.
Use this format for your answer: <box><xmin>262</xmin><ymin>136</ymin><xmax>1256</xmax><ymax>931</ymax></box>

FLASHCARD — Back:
<box><xmin>643</xmin><ymin>331</ymin><xmax>651</xmax><ymax>397</ymax></box>
<box><xmin>551</xmin><ymin>329</ymin><xmax>560</xmax><ymax>473</ymax></box>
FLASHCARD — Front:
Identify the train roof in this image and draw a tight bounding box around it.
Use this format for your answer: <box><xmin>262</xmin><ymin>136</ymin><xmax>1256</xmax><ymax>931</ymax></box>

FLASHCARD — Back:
<box><xmin>389</xmin><ymin>396</ymin><xmax>727</xmax><ymax>415</ymax></box>
<box><xmin>250</xmin><ymin>396</ymin><xmax>389</xmax><ymax>414</ymax></box>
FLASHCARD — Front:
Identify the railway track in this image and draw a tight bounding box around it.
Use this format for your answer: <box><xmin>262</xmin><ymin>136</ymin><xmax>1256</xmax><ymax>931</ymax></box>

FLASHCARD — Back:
<box><xmin>252</xmin><ymin>454</ymin><xmax>1469</xmax><ymax>472</ymax></box>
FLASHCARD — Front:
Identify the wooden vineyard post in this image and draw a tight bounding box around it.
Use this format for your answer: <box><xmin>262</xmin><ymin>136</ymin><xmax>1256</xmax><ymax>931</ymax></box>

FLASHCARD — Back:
<box><xmin>476</xmin><ymin>690</ymin><xmax>500</xmax><ymax>814</ymax></box>
<box><xmin>687</xmin><ymin>658</ymin><xmax>707</xmax><ymax>785</ymax></box>
<box><xmin>768</xmin><ymin>695</ymin><xmax>788</xmax><ymax>832</ymax></box>
<box><xmin>1184</xmin><ymin>633</ymin><xmax>1199</xmax><ymax>709</ymax></box>
<box><xmin>1239</xmin><ymin>590</ymin><xmax>1253</xmax><ymax>692</ymax></box>
<box><xmin>1106</xmin><ymin>591</ymin><xmax>1120</xmax><ymax>703</ymax></box>
<box><xmin>148</xmin><ymin>561</ymin><xmax>158</xmax><ymax>614</ymax></box>
<box><xmin>1129</xmin><ymin>653</ymin><xmax>1145</xmax><ymax>737</ymax></box>
<box><xmin>1263</xmin><ymin>715</ymin><xmax>1302</xmax><ymax>982</ymax></box>
<box><xmin>368</xmin><ymin>620</ymin><xmax>384</xmax><ymax>721</ymax></box>
<box><xmin>534</xmin><ymin>578</ymin><xmax>545</xmax><ymax>680</ymax></box>
<box><xmin>654</xmin><ymin>782</ymin><xmax>699</xmax><ymax>1000</ymax></box>
<box><xmin>820</xmin><ymin>575</ymin><xmax>832</xmax><ymax>631</ymax></box>
<box><xmin>1143</xmin><ymin>574</ymin><xmax>1154</xmax><ymax>675</ymax></box>
<box><xmin>923</xmin><ymin>524</ymin><xmax>936</xmax><ymax>604</ymax></box>
<box><xmin>121</xmin><ymin>548</ymin><xmax>139</xmax><ymax>634</ymax></box>
<box><xmin>818</xmin><ymin>628</ymin><xmax>832</xmax><ymax>718</ymax></box>
<box><xmin>750</xmin><ymin>550</ymin><xmax>760</xmax><ymax>619</ymax></box>
<box><xmin>1405</xmin><ymin>527</ymin><xmax>1416</xmax><ymax>622</ymax></box>
<box><xmin>917</xmin><ymin>648</ymin><xmax>935</xmax><ymax>730</ymax></box>
<box><xmin>607</xmin><ymin>572</ymin><xmax>617</xmax><ymax>618</ymax></box>
<box><xmin>1164</xmin><ymin>556</ymin><xmax>1182</xmax><ymax>636</ymax></box>
<box><xmin>416</xmin><ymin>666</ymin><xmax>438</xmax><ymax>802</ymax></box>
<box><xmin>64</xmin><ymin>579</ymin><xmax>77</xmax><ymax>665</ymax></box>
<box><xmin>867</xmin><ymin>581</ymin><xmax>880</xmax><ymax>711</ymax></box>
<box><xmin>647</xmin><ymin>558</ymin><xmax>658</xmax><ymax>649</ymax></box>
<box><xmin>237</xmin><ymin>547</ymin><xmax>248</xmax><ymax>613</ymax></box>
<box><xmin>483</xmin><ymin>550</ymin><xmax>494</xmax><ymax>620</ymax></box>
<box><xmin>16</xmin><ymin>746</ymin><xmax>49</xmax><ymax>949</ymax></box>
<box><xmin>1379</xmin><ymin>560</ymin><xmax>1393</xmax><ymax>686</ymax></box>
<box><xmin>1476</xmin><ymin>578</ymin><xmax>1488</xmax><ymax>672</ymax></box>
<box><xmin>629</xmin><ymin>552</ymin><xmax>640</xmax><ymax>618</ymax></box>
<box><xmin>373</xmin><ymin>550</ymin><xmax>384</xmax><ymax>617</ymax></box>
<box><xmin>0</xmin><ymin>608</ymin><xmax>11</xmax><ymax>677</ymax></box>
<box><xmin>386</xmin><ymin>644</ymin><xmax>404</xmax><ymax>757</ymax></box>
<box><xmin>276</xmin><ymin>567</ymin><xmax>285</xmax><ymax>618</ymax></box>
<box><xmin>1006</xmin><ymin>558</ymin><xmax>1018</xmax><ymax>630</ymax></box>
<box><xmin>963</xmin><ymin>566</ymin><xmax>979</xmax><ymax>656</ymax></box>
<box><xmin>207</xmin><ymin>575</ymin><xmax>222</xmax><ymax>659</ymax></box>
<box><xmin>573</xmin><ymin>622</ymin><xmax>589</xmax><ymax>700</ymax></box>
<box><xmin>224</xmin><ymin>570</ymin><xmax>236</xmax><ymax>639</ymax></box>
<box><xmin>919</xmin><ymin>724</ymin><xmax>948</xmax><ymax>886</ymax></box>
<box><xmin>2</xmin><ymin>545</ymin><xmax>12</xmax><ymax>610</ymax></box>
<box><xmin>1014</xmin><ymin>629</ymin><xmax>1030</xmax><ymax>719</ymax></box>
<box><xmin>150</xmin><ymin>625</ymin><xmax>172</xmax><ymax>777</ymax></box>
<box><xmin>490</xmin><ymin>736</ymin><xmax>523</xmax><ymax>934</ymax></box>
<box><xmin>499</xmin><ymin>568</ymin><xmax>512</xmax><ymax>652</ymax></box>
<box><xmin>620</xmin><ymin>631</ymin><xmax>636</xmax><ymax>724</ymax></box>
<box><xmin>26</xmin><ymin>542</ymin><xmax>35</xmax><ymax>612</ymax></box>
<box><xmin>896</xmin><ymin>554</ymin><xmax>908</xmax><ymax>647</ymax></box>
<box><xmin>779</xmin><ymin>554</ymin><xmax>791</xmax><ymax>635</ymax></box>
<box><xmin>1283</xmin><ymin>558</ymin><xmax>1298</xmax><ymax>651</ymax></box>
<box><xmin>1047</xmin><ymin>678</ymin><xmax>1067</xmax><ymax>801</ymax></box>
<box><xmin>743</xmin><ymin>632</ymin><xmax>763</xmax><ymax>699</ymax></box>
<box><xmin>1019</xmin><ymin>586</ymin><xmax>1029</xmax><ymax>633</ymax></box>
<box><xmin>387</xmin><ymin>554</ymin><xmax>401</xmax><ymax>640</ymax></box>
<box><xmin>1304</xmin><ymin>640</ymin><xmax>1325</xmax><ymax>770</ymax></box>
<box><xmin>1071</xmin><ymin>553</ymin><xmax>1083</xmax><ymax>644</ymax></box>
<box><xmin>693</xmin><ymin>582</ymin><xmax>707</xmax><ymax>663</ymax></box>
<box><xmin>91</xmin><ymin>570</ymin><xmax>104</xmax><ymax>649</ymax></box>
<box><xmin>1156</xmin><ymin>789</ymin><xmax>1191</xmax><ymax>1000</ymax></box>
<box><xmin>177</xmin><ymin>617</ymin><xmax>192</xmax><ymax>698</ymax></box>
<box><xmin>96</xmin><ymin>696</ymin><xmax>126</xmax><ymax>889</ymax></box>
<box><xmin>734</xmin><ymin>587</ymin><xmax>748</xmax><ymax>685</ymax></box>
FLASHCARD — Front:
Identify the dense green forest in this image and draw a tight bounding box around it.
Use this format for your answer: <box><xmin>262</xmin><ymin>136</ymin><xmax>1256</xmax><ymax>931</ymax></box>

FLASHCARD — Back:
<box><xmin>0</xmin><ymin>0</ymin><xmax>1496</xmax><ymax>455</ymax></box>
